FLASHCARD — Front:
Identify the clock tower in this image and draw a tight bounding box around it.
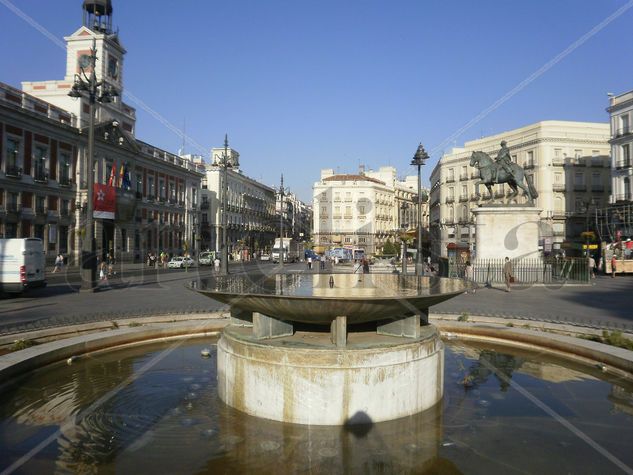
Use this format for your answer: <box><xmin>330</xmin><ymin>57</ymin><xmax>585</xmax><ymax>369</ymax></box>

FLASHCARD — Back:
<box><xmin>22</xmin><ymin>0</ymin><xmax>136</xmax><ymax>135</ymax></box>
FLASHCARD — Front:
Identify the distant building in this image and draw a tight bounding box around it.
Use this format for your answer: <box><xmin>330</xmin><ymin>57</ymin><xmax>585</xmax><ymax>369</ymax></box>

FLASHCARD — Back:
<box><xmin>429</xmin><ymin>121</ymin><xmax>611</xmax><ymax>258</ymax></box>
<box><xmin>312</xmin><ymin>166</ymin><xmax>428</xmax><ymax>255</ymax></box>
<box><xmin>277</xmin><ymin>191</ymin><xmax>312</xmax><ymax>243</ymax></box>
<box><xmin>608</xmin><ymin>89</ymin><xmax>633</xmax><ymax>203</ymax></box>
<box><xmin>196</xmin><ymin>146</ymin><xmax>277</xmax><ymax>259</ymax></box>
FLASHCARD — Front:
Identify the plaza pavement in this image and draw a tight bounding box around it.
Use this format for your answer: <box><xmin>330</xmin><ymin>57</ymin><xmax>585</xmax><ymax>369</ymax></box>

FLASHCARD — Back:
<box><xmin>0</xmin><ymin>262</ymin><xmax>631</xmax><ymax>336</ymax></box>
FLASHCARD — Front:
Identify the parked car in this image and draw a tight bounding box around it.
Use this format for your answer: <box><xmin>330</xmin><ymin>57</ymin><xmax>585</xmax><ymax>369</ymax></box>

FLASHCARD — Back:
<box><xmin>167</xmin><ymin>256</ymin><xmax>196</xmax><ymax>269</ymax></box>
<box><xmin>260</xmin><ymin>253</ymin><xmax>271</xmax><ymax>261</ymax></box>
<box><xmin>199</xmin><ymin>251</ymin><xmax>214</xmax><ymax>266</ymax></box>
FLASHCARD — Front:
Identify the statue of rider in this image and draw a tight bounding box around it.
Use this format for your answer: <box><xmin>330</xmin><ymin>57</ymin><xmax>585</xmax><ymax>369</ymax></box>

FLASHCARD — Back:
<box><xmin>494</xmin><ymin>140</ymin><xmax>513</xmax><ymax>182</ymax></box>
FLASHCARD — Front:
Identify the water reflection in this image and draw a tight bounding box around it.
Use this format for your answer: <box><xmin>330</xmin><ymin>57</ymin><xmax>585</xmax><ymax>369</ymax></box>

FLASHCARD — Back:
<box><xmin>1</xmin><ymin>340</ymin><xmax>633</xmax><ymax>473</ymax></box>
<box><xmin>193</xmin><ymin>273</ymin><xmax>468</xmax><ymax>299</ymax></box>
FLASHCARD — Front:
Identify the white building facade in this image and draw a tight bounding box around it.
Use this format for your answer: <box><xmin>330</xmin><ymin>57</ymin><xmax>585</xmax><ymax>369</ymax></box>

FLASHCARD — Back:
<box><xmin>197</xmin><ymin>147</ymin><xmax>277</xmax><ymax>259</ymax></box>
<box><xmin>312</xmin><ymin>167</ymin><xmax>429</xmax><ymax>255</ymax></box>
<box><xmin>429</xmin><ymin>121</ymin><xmax>611</xmax><ymax>258</ymax></box>
<box><xmin>608</xmin><ymin>89</ymin><xmax>633</xmax><ymax>203</ymax></box>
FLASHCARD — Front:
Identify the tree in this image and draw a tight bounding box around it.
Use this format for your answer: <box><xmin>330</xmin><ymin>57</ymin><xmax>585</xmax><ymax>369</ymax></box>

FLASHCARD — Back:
<box><xmin>382</xmin><ymin>239</ymin><xmax>399</xmax><ymax>256</ymax></box>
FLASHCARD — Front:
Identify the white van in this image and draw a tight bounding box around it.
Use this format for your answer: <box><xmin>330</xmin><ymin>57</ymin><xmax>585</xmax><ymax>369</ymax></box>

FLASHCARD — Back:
<box><xmin>0</xmin><ymin>238</ymin><xmax>47</xmax><ymax>294</ymax></box>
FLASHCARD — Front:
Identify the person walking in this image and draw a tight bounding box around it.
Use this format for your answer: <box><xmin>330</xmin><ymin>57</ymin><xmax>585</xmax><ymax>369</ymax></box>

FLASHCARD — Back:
<box><xmin>611</xmin><ymin>255</ymin><xmax>617</xmax><ymax>278</ymax></box>
<box><xmin>362</xmin><ymin>257</ymin><xmax>370</xmax><ymax>274</ymax></box>
<box><xmin>52</xmin><ymin>253</ymin><xmax>64</xmax><ymax>273</ymax></box>
<box><xmin>503</xmin><ymin>257</ymin><xmax>514</xmax><ymax>292</ymax></box>
<box><xmin>99</xmin><ymin>260</ymin><xmax>108</xmax><ymax>283</ymax></box>
<box><xmin>464</xmin><ymin>260</ymin><xmax>475</xmax><ymax>294</ymax></box>
<box><xmin>214</xmin><ymin>257</ymin><xmax>221</xmax><ymax>273</ymax></box>
<box><xmin>307</xmin><ymin>256</ymin><xmax>313</xmax><ymax>270</ymax></box>
<box><xmin>588</xmin><ymin>255</ymin><xmax>596</xmax><ymax>279</ymax></box>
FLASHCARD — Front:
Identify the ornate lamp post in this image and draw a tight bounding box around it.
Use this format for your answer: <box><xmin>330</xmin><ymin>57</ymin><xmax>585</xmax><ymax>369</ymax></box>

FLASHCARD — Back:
<box><xmin>217</xmin><ymin>134</ymin><xmax>233</xmax><ymax>275</ymax></box>
<box><xmin>411</xmin><ymin>143</ymin><xmax>429</xmax><ymax>276</ymax></box>
<box><xmin>68</xmin><ymin>37</ymin><xmax>118</xmax><ymax>292</ymax></box>
<box><xmin>276</xmin><ymin>174</ymin><xmax>290</xmax><ymax>271</ymax></box>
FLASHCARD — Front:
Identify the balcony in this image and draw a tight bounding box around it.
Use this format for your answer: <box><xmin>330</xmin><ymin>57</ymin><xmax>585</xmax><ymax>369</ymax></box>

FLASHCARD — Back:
<box><xmin>333</xmin><ymin>214</ymin><xmax>342</xmax><ymax>219</ymax></box>
<box><xmin>571</xmin><ymin>158</ymin><xmax>587</xmax><ymax>166</ymax></box>
<box><xmin>459</xmin><ymin>174</ymin><xmax>469</xmax><ymax>181</ymax></box>
<box><xmin>158</xmin><ymin>196</ymin><xmax>166</xmax><ymax>203</ymax></box>
<box><xmin>553</xmin><ymin>183</ymin><xmax>566</xmax><ymax>192</ymax></box>
<box><xmin>35</xmin><ymin>205</ymin><xmax>46</xmax><ymax>216</ymax></box>
<box><xmin>459</xmin><ymin>194</ymin><xmax>469</xmax><ymax>202</ymax></box>
<box><xmin>5</xmin><ymin>166</ymin><xmax>22</xmax><ymax>178</ymax></box>
<box><xmin>445</xmin><ymin>196</ymin><xmax>455</xmax><ymax>204</ymax></box>
<box><xmin>200</xmin><ymin>201</ymin><xmax>209</xmax><ymax>210</ymax></box>
<box><xmin>523</xmin><ymin>161</ymin><xmax>536</xmax><ymax>170</ymax></box>
<box><xmin>614</xmin><ymin>194</ymin><xmax>632</xmax><ymax>202</ymax></box>
<box><xmin>573</xmin><ymin>184</ymin><xmax>587</xmax><ymax>192</ymax></box>
<box><xmin>552</xmin><ymin>158</ymin><xmax>565</xmax><ymax>166</ymax></box>
<box><xmin>146</xmin><ymin>194</ymin><xmax>155</xmax><ymax>202</ymax></box>
<box><xmin>590</xmin><ymin>158</ymin><xmax>605</xmax><ymax>167</ymax></box>
<box><xmin>59</xmin><ymin>176</ymin><xmax>73</xmax><ymax>188</ymax></box>
<box><xmin>6</xmin><ymin>202</ymin><xmax>19</xmax><ymax>213</ymax></box>
<box><xmin>445</xmin><ymin>177</ymin><xmax>455</xmax><ymax>183</ymax></box>
<box><xmin>616</xmin><ymin>160</ymin><xmax>632</xmax><ymax>169</ymax></box>
<box><xmin>614</xmin><ymin>127</ymin><xmax>632</xmax><ymax>139</ymax></box>
<box><xmin>344</xmin><ymin>214</ymin><xmax>352</xmax><ymax>219</ymax></box>
<box><xmin>591</xmin><ymin>184</ymin><xmax>605</xmax><ymax>193</ymax></box>
<box><xmin>33</xmin><ymin>170</ymin><xmax>49</xmax><ymax>184</ymax></box>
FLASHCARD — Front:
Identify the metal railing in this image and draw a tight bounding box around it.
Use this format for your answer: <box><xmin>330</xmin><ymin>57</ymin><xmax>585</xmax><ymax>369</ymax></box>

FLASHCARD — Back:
<box><xmin>445</xmin><ymin>257</ymin><xmax>590</xmax><ymax>284</ymax></box>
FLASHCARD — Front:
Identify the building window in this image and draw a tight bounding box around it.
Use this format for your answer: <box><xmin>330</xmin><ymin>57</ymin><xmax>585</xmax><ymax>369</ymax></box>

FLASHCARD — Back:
<box><xmin>34</xmin><ymin>224</ymin><xmax>45</xmax><ymax>240</ymax></box>
<box><xmin>554</xmin><ymin>148</ymin><xmax>561</xmax><ymax>157</ymax></box>
<box><xmin>359</xmin><ymin>237</ymin><xmax>366</xmax><ymax>243</ymax></box>
<box><xmin>574</xmin><ymin>172</ymin><xmax>584</xmax><ymax>185</ymax></box>
<box><xmin>60</xmin><ymin>152</ymin><xmax>71</xmax><ymax>184</ymax></box>
<box><xmin>359</xmin><ymin>205</ymin><xmax>365</xmax><ymax>214</ymax></box>
<box><xmin>592</xmin><ymin>173</ymin><xmax>601</xmax><ymax>185</ymax></box>
<box><xmin>34</xmin><ymin>145</ymin><xmax>48</xmax><ymax>180</ymax></box>
<box><xmin>623</xmin><ymin>144</ymin><xmax>631</xmax><ymax>164</ymax></box>
<box><xmin>5</xmin><ymin>137</ymin><xmax>21</xmax><ymax>174</ymax></box>
<box><xmin>447</xmin><ymin>168</ymin><xmax>454</xmax><ymax>181</ymax></box>
<box><xmin>344</xmin><ymin>237</ymin><xmax>351</xmax><ymax>243</ymax></box>
<box><xmin>622</xmin><ymin>114</ymin><xmax>630</xmax><ymax>133</ymax></box>
<box><xmin>625</xmin><ymin>177</ymin><xmax>631</xmax><ymax>198</ymax></box>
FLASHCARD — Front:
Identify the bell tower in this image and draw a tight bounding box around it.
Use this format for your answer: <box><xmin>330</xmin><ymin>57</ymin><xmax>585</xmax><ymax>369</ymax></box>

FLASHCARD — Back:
<box><xmin>82</xmin><ymin>0</ymin><xmax>113</xmax><ymax>34</ymax></box>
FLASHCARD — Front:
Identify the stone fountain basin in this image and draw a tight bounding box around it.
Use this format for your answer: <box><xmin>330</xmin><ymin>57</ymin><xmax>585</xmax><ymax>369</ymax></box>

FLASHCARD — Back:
<box><xmin>192</xmin><ymin>273</ymin><xmax>468</xmax><ymax>325</ymax></box>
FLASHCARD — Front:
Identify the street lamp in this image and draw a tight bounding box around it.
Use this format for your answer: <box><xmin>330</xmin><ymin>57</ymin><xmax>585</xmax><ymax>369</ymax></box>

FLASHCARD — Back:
<box><xmin>411</xmin><ymin>143</ymin><xmax>429</xmax><ymax>276</ymax></box>
<box><xmin>68</xmin><ymin>37</ymin><xmax>118</xmax><ymax>292</ymax></box>
<box><xmin>400</xmin><ymin>202</ymin><xmax>409</xmax><ymax>275</ymax></box>
<box><xmin>217</xmin><ymin>134</ymin><xmax>233</xmax><ymax>275</ymax></box>
<box><xmin>276</xmin><ymin>174</ymin><xmax>290</xmax><ymax>271</ymax></box>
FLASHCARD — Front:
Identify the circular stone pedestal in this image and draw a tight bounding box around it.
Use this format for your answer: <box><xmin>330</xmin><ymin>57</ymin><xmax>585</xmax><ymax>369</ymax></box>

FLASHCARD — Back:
<box><xmin>217</xmin><ymin>325</ymin><xmax>444</xmax><ymax>425</ymax></box>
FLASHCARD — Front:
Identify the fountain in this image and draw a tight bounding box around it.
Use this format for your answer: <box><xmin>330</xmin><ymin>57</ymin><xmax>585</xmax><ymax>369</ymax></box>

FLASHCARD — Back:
<box><xmin>193</xmin><ymin>273</ymin><xmax>468</xmax><ymax>425</ymax></box>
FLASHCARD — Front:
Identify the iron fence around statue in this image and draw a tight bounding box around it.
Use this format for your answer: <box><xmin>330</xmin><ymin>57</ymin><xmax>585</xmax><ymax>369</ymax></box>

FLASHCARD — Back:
<box><xmin>445</xmin><ymin>257</ymin><xmax>590</xmax><ymax>284</ymax></box>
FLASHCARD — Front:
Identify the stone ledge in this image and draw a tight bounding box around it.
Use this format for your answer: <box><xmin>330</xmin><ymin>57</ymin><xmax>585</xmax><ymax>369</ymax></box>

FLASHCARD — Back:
<box><xmin>434</xmin><ymin>320</ymin><xmax>633</xmax><ymax>379</ymax></box>
<box><xmin>0</xmin><ymin>320</ymin><xmax>229</xmax><ymax>382</ymax></box>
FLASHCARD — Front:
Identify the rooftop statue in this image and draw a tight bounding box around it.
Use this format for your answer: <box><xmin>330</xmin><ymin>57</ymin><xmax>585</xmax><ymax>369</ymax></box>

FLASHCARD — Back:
<box><xmin>469</xmin><ymin>141</ymin><xmax>538</xmax><ymax>203</ymax></box>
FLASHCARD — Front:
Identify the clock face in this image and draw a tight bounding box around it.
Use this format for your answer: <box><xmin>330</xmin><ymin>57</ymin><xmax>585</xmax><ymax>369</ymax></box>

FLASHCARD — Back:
<box><xmin>78</xmin><ymin>54</ymin><xmax>91</xmax><ymax>69</ymax></box>
<box><xmin>108</xmin><ymin>56</ymin><xmax>118</xmax><ymax>79</ymax></box>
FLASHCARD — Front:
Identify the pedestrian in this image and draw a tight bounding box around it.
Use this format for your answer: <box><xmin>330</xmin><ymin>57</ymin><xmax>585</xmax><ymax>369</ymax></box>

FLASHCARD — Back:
<box><xmin>214</xmin><ymin>257</ymin><xmax>220</xmax><ymax>273</ymax></box>
<box><xmin>588</xmin><ymin>254</ymin><xmax>596</xmax><ymax>279</ymax></box>
<box><xmin>99</xmin><ymin>261</ymin><xmax>108</xmax><ymax>282</ymax></box>
<box><xmin>362</xmin><ymin>257</ymin><xmax>370</xmax><ymax>274</ymax></box>
<box><xmin>320</xmin><ymin>255</ymin><xmax>326</xmax><ymax>270</ymax></box>
<box><xmin>597</xmin><ymin>256</ymin><xmax>603</xmax><ymax>274</ymax></box>
<box><xmin>464</xmin><ymin>260</ymin><xmax>475</xmax><ymax>294</ymax></box>
<box><xmin>611</xmin><ymin>255</ymin><xmax>617</xmax><ymax>278</ymax></box>
<box><xmin>52</xmin><ymin>253</ymin><xmax>64</xmax><ymax>273</ymax></box>
<box><xmin>503</xmin><ymin>257</ymin><xmax>514</xmax><ymax>292</ymax></box>
<box><xmin>307</xmin><ymin>256</ymin><xmax>312</xmax><ymax>270</ymax></box>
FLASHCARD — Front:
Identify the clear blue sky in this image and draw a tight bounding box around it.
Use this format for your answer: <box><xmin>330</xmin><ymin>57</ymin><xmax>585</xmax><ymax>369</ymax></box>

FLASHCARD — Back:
<box><xmin>2</xmin><ymin>0</ymin><xmax>632</xmax><ymax>201</ymax></box>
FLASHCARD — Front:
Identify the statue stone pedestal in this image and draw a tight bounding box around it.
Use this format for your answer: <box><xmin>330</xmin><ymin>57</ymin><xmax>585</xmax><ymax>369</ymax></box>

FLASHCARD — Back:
<box><xmin>473</xmin><ymin>205</ymin><xmax>542</xmax><ymax>259</ymax></box>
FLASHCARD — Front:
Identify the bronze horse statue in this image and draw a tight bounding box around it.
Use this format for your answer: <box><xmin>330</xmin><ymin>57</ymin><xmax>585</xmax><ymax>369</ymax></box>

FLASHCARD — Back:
<box><xmin>469</xmin><ymin>151</ymin><xmax>538</xmax><ymax>202</ymax></box>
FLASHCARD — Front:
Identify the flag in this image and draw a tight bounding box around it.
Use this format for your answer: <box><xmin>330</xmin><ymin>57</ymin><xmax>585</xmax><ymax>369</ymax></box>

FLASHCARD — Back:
<box><xmin>122</xmin><ymin>163</ymin><xmax>131</xmax><ymax>190</ymax></box>
<box><xmin>119</xmin><ymin>163</ymin><xmax>125</xmax><ymax>188</ymax></box>
<box><xmin>93</xmin><ymin>183</ymin><xmax>116</xmax><ymax>220</ymax></box>
<box><xmin>108</xmin><ymin>163</ymin><xmax>116</xmax><ymax>187</ymax></box>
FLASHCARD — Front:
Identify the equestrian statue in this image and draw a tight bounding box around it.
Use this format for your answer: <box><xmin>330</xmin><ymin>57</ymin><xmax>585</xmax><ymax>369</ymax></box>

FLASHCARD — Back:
<box><xmin>469</xmin><ymin>140</ymin><xmax>538</xmax><ymax>203</ymax></box>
